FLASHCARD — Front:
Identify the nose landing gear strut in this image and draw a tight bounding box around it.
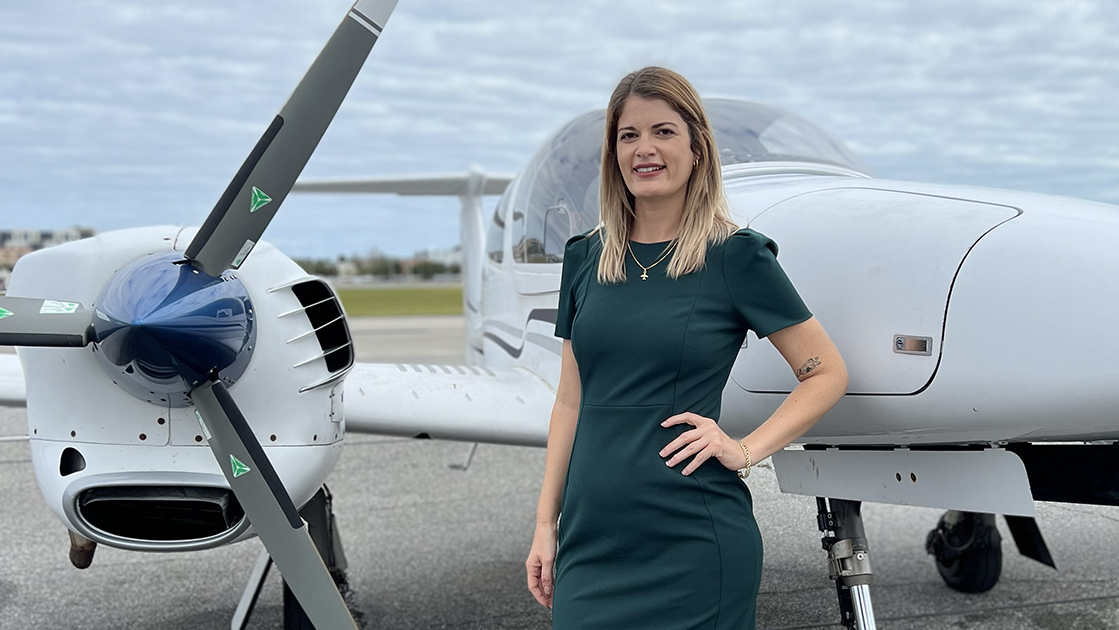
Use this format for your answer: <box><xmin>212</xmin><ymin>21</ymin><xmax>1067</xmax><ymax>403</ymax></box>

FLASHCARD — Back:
<box><xmin>817</xmin><ymin>497</ymin><xmax>877</xmax><ymax>630</ymax></box>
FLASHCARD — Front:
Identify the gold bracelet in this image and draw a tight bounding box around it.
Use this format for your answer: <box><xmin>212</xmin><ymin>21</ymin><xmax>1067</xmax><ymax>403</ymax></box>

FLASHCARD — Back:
<box><xmin>737</xmin><ymin>439</ymin><xmax>751</xmax><ymax>479</ymax></box>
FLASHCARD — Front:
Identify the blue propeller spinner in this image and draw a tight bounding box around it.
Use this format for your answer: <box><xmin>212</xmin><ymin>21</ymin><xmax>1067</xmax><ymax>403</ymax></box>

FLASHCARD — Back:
<box><xmin>91</xmin><ymin>252</ymin><xmax>256</xmax><ymax>407</ymax></box>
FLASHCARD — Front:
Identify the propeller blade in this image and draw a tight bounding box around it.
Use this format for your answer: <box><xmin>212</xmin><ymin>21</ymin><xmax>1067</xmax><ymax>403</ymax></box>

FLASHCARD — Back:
<box><xmin>184</xmin><ymin>0</ymin><xmax>399</xmax><ymax>276</ymax></box>
<box><xmin>191</xmin><ymin>380</ymin><xmax>357</xmax><ymax>630</ymax></box>
<box><xmin>0</xmin><ymin>296</ymin><xmax>94</xmax><ymax>347</ymax></box>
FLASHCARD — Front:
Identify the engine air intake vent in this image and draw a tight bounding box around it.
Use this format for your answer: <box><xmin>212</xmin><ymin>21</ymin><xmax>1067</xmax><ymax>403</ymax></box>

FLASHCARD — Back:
<box><xmin>291</xmin><ymin>279</ymin><xmax>354</xmax><ymax>373</ymax></box>
<box><xmin>77</xmin><ymin>486</ymin><xmax>245</xmax><ymax>542</ymax></box>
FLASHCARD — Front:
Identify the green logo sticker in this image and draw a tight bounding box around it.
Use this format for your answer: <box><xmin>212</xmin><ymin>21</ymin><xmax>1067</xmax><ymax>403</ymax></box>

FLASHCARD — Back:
<box><xmin>0</xmin><ymin>307</ymin><xmax>12</xmax><ymax>321</ymax></box>
<box><xmin>40</xmin><ymin>300</ymin><xmax>80</xmax><ymax>315</ymax></box>
<box><xmin>231</xmin><ymin>239</ymin><xmax>255</xmax><ymax>268</ymax></box>
<box><xmin>249</xmin><ymin>186</ymin><xmax>272</xmax><ymax>213</ymax></box>
<box><xmin>230</xmin><ymin>454</ymin><xmax>251</xmax><ymax>478</ymax></box>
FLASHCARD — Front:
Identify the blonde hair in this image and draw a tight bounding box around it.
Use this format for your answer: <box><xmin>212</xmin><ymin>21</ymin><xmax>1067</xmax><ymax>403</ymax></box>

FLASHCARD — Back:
<box><xmin>596</xmin><ymin>66</ymin><xmax>737</xmax><ymax>284</ymax></box>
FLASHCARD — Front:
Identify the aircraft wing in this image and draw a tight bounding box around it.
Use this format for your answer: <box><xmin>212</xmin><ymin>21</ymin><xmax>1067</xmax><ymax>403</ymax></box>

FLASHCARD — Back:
<box><xmin>0</xmin><ymin>353</ymin><xmax>26</xmax><ymax>406</ymax></box>
<box><xmin>292</xmin><ymin>171</ymin><xmax>514</xmax><ymax>196</ymax></box>
<box><xmin>0</xmin><ymin>353</ymin><xmax>559</xmax><ymax>445</ymax></box>
<box><xmin>342</xmin><ymin>363</ymin><xmax>554</xmax><ymax>447</ymax></box>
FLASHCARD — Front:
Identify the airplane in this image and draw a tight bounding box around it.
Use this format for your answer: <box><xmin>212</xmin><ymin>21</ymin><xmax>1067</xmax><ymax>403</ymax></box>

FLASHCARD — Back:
<box><xmin>3</xmin><ymin>1</ymin><xmax>1118</xmax><ymax>629</ymax></box>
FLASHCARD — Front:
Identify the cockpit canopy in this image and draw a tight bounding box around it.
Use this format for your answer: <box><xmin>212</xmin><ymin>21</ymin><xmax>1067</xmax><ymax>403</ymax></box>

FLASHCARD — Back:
<box><xmin>488</xmin><ymin>98</ymin><xmax>867</xmax><ymax>264</ymax></box>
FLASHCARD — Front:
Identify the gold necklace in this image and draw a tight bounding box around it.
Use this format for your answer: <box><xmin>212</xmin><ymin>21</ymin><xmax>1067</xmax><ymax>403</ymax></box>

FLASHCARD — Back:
<box><xmin>627</xmin><ymin>239</ymin><xmax>678</xmax><ymax>280</ymax></box>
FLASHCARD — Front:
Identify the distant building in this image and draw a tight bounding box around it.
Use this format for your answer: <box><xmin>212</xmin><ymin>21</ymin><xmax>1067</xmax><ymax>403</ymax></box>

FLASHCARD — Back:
<box><xmin>0</xmin><ymin>227</ymin><xmax>97</xmax><ymax>251</ymax></box>
<box><xmin>414</xmin><ymin>244</ymin><xmax>462</xmax><ymax>267</ymax></box>
<box><xmin>336</xmin><ymin>259</ymin><xmax>359</xmax><ymax>277</ymax></box>
<box><xmin>0</xmin><ymin>246</ymin><xmax>31</xmax><ymax>270</ymax></box>
<box><xmin>0</xmin><ymin>227</ymin><xmax>98</xmax><ymax>290</ymax></box>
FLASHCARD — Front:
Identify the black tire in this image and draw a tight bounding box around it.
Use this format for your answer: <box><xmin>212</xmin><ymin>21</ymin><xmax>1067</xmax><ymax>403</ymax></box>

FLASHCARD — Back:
<box><xmin>282</xmin><ymin>570</ymin><xmax>356</xmax><ymax>630</ymax></box>
<box><xmin>282</xmin><ymin>580</ymin><xmax>315</xmax><ymax>630</ymax></box>
<box><xmin>925</xmin><ymin>511</ymin><xmax>1002</xmax><ymax>593</ymax></box>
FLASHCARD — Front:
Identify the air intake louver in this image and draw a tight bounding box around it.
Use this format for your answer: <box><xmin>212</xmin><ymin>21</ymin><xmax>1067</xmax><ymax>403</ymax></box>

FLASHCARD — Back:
<box><xmin>290</xmin><ymin>280</ymin><xmax>353</xmax><ymax>373</ymax></box>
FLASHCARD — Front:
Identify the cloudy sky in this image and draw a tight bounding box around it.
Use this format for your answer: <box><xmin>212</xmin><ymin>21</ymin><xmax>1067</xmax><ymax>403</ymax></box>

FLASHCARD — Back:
<box><xmin>2</xmin><ymin>0</ymin><xmax>1117</xmax><ymax>258</ymax></box>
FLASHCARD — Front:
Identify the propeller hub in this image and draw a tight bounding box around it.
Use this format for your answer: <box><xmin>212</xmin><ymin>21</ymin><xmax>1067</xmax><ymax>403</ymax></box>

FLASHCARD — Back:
<box><xmin>91</xmin><ymin>252</ymin><xmax>257</xmax><ymax>407</ymax></box>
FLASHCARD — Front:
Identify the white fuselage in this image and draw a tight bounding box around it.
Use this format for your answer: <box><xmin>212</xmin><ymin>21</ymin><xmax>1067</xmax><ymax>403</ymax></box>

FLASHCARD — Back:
<box><xmin>479</xmin><ymin>162</ymin><xmax>1119</xmax><ymax>445</ymax></box>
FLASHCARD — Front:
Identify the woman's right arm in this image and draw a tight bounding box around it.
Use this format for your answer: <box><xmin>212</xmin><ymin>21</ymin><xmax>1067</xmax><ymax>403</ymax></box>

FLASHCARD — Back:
<box><xmin>526</xmin><ymin>339</ymin><xmax>581</xmax><ymax>609</ymax></box>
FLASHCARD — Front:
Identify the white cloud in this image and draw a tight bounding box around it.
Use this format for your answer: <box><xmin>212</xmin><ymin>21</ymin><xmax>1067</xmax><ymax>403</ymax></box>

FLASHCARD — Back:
<box><xmin>0</xmin><ymin>0</ymin><xmax>1116</xmax><ymax>257</ymax></box>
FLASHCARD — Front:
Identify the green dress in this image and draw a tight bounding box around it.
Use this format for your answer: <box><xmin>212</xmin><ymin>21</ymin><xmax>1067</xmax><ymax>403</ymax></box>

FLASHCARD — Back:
<box><xmin>552</xmin><ymin>227</ymin><xmax>812</xmax><ymax>630</ymax></box>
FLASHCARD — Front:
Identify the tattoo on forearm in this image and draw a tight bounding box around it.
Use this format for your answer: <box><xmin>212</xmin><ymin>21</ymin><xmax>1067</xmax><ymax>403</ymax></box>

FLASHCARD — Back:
<box><xmin>797</xmin><ymin>357</ymin><xmax>821</xmax><ymax>378</ymax></box>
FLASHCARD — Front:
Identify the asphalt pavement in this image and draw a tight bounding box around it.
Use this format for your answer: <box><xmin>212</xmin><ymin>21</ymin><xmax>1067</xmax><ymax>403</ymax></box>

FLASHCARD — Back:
<box><xmin>1</xmin><ymin>315</ymin><xmax>1118</xmax><ymax>629</ymax></box>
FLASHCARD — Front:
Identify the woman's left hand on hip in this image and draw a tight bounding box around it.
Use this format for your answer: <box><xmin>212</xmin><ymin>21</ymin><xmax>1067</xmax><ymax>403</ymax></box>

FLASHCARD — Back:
<box><xmin>659</xmin><ymin>412</ymin><xmax>747</xmax><ymax>475</ymax></box>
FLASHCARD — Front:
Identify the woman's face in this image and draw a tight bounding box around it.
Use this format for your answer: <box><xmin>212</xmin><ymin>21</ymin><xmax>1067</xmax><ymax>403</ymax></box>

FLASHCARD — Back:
<box><xmin>615</xmin><ymin>95</ymin><xmax>696</xmax><ymax>207</ymax></box>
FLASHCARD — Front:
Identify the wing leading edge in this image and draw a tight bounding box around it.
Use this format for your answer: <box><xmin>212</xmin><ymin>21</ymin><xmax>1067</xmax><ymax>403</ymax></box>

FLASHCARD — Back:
<box><xmin>292</xmin><ymin>171</ymin><xmax>514</xmax><ymax>196</ymax></box>
<box><xmin>343</xmin><ymin>363</ymin><xmax>554</xmax><ymax>447</ymax></box>
<box><xmin>0</xmin><ymin>356</ymin><xmax>558</xmax><ymax>444</ymax></box>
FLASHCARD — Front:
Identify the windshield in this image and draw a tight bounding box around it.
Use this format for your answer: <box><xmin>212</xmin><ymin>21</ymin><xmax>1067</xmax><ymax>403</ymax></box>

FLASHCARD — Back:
<box><xmin>704</xmin><ymin>99</ymin><xmax>867</xmax><ymax>172</ymax></box>
<box><xmin>508</xmin><ymin>98</ymin><xmax>866</xmax><ymax>263</ymax></box>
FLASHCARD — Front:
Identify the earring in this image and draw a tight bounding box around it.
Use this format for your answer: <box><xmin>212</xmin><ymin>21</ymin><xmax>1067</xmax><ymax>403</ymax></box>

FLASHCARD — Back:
<box><xmin>693</xmin><ymin>158</ymin><xmax>699</xmax><ymax>168</ymax></box>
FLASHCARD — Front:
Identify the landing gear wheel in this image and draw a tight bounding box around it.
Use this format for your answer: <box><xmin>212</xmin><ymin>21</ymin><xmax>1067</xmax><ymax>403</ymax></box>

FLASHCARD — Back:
<box><xmin>283</xmin><ymin>580</ymin><xmax>315</xmax><ymax>630</ymax></box>
<box><xmin>925</xmin><ymin>510</ymin><xmax>1002</xmax><ymax>593</ymax></box>
<box><xmin>282</xmin><ymin>485</ymin><xmax>358</xmax><ymax>630</ymax></box>
<box><xmin>283</xmin><ymin>572</ymin><xmax>352</xmax><ymax>630</ymax></box>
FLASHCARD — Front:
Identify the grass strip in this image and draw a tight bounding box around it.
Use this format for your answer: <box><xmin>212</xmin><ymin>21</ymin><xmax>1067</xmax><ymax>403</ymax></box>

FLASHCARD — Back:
<box><xmin>336</xmin><ymin>285</ymin><xmax>463</xmax><ymax>317</ymax></box>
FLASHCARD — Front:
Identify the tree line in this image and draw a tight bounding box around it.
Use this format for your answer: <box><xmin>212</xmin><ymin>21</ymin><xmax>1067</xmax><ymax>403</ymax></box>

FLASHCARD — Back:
<box><xmin>292</xmin><ymin>255</ymin><xmax>461</xmax><ymax>280</ymax></box>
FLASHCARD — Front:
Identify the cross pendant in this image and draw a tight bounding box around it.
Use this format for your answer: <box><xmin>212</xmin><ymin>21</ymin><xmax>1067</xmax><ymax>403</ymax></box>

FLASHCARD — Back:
<box><xmin>640</xmin><ymin>271</ymin><xmax>649</xmax><ymax>280</ymax></box>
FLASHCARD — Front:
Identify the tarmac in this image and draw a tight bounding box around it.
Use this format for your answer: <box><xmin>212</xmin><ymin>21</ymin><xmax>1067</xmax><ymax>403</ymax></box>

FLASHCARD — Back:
<box><xmin>1</xmin><ymin>315</ymin><xmax>1118</xmax><ymax>629</ymax></box>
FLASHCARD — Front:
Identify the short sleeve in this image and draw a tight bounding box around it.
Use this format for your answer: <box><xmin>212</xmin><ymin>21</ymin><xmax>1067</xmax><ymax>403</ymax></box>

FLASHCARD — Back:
<box><xmin>723</xmin><ymin>228</ymin><xmax>812</xmax><ymax>338</ymax></box>
<box><xmin>554</xmin><ymin>232</ymin><xmax>591</xmax><ymax>339</ymax></box>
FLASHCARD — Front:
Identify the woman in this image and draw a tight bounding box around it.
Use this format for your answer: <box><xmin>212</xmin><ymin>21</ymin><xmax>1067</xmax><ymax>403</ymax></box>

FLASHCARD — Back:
<box><xmin>525</xmin><ymin>66</ymin><xmax>848</xmax><ymax>629</ymax></box>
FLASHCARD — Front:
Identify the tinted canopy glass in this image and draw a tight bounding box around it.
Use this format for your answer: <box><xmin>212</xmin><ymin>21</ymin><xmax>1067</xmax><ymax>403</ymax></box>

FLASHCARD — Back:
<box><xmin>510</xmin><ymin>99</ymin><xmax>866</xmax><ymax>263</ymax></box>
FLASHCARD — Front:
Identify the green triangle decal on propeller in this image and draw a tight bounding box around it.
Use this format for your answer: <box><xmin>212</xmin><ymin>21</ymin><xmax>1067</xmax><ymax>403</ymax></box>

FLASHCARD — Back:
<box><xmin>249</xmin><ymin>186</ymin><xmax>272</xmax><ymax>213</ymax></box>
<box><xmin>0</xmin><ymin>308</ymin><xmax>12</xmax><ymax>321</ymax></box>
<box><xmin>230</xmin><ymin>454</ymin><xmax>251</xmax><ymax>478</ymax></box>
